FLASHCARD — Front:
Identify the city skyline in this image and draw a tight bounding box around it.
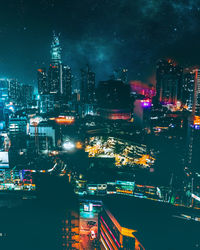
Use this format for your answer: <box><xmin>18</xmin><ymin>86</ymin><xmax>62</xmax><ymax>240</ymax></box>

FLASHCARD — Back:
<box><xmin>1</xmin><ymin>1</ymin><xmax>200</xmax><ymax>86</ymax></box>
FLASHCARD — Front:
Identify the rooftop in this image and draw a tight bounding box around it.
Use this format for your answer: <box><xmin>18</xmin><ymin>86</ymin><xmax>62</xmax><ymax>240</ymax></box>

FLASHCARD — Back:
<box><xmin>102</xmin><ymin>196</ymin><xmax>200</xmax><ymax>250</ymax></box>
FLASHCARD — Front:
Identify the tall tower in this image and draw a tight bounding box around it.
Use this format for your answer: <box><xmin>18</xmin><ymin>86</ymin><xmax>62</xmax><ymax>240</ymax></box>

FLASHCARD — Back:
<box><xmin>48</xmin><ymin>32</ymin><xmax>72</xmax><ymax>102</ymax></box>
<box><xmin>80</xmin><ymin>65</ymin><xmax>95</xmax><ymax>104</ymax></box>
<box><xmin>50</xmin><ymin>31</ymin><xmax>62</xmax><ymax>65</ymax></box>
<box><xmin>37</xmin><ymin>68</ymin><xmax>48</xmax><ymax>95</ymax></box>
<box><xmin>156</xmin><ymin>59</ymin><xmax>183</xmax><ymax>105</ymax></box>
<box><xmin>187</xmin><ymin>69</ymin><xmax>200</xmax><ymax>171</ymax></box>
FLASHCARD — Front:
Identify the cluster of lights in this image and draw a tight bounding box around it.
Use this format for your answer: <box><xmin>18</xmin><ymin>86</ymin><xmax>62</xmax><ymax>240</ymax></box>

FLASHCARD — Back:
<box><xmin>63</xmin><ymin>141</ymin><xmax>75</xmax><ymax>150</ymax></box>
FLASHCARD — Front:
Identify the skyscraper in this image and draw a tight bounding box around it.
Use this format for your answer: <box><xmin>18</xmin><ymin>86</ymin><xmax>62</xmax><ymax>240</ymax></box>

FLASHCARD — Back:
<box><xmin>182</xmin><ymin>70</ymin><xmax>195</xmax><ymax>111</ymax></box>
<box><xmin>113</xmin><ymin>68</ymin><xmax>128</xmax><ymax>84</ymax></box>
<box><xmin>50</xmin><ymin>31</ymin><xmax>62</xmax><ymax>65</ymax></box>
<box><xmin>38</xmin><ymin>68</ymin><xmax>48</xmax><ymax>95</ymax></box>
<box><xmin>156</xmin><ymin>59</ymin><xmax>183</xmax><ymax>105</ymax></box>
<box><xmin>62</xmin><ymin>65</ymin><xmax>72</xmax><ymax>103</ymax></box>
<box><xmin>80</xmin><ymin>65</ymin><xmax>95</xmax><ymax>104</ymax></box>
<box><xmin>38</xmin><ymin>32</ymin><xmax>72</xmax><ymax>107</ymax></box>
<box><xmin>187</xmin><ymin>69</ymin><xmax>200</xmax><ymax>171</ymax></box>
<box><xmin>48</xmin><ymin>32</ymin><xmax>72</xmax><ymax>101</ymax></box>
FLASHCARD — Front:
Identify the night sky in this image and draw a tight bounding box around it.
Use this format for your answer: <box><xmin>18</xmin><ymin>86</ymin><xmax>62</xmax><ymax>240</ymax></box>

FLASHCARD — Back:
<box><xmin>1</xmin><ymin>0</ymin><xmax>200</xmax><ymax>89</ymax></box>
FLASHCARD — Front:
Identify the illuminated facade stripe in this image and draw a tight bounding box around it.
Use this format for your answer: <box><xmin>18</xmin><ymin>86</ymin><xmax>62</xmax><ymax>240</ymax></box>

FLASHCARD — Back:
<box><xmin>100</xmin><ymin>222</ymin><xmax>118</xmax><ymax>250</ymax></box>
<box><xmin>101</xmin><ymin>231</ymin><xmax>113</xmax><ymax>250</ymax></box>
<box><xmin>101</xmin><ymin>216</ymin><xmax>121</xmax><ymax>247</ymax></box>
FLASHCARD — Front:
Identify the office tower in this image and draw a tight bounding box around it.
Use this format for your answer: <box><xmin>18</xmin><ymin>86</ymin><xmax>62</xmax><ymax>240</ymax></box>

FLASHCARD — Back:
<box><xmin>80</xmin><ymin>65</ymin><xmax>95</xmax><ymax>104</ymax></box>
<box><xmin>188</xmin><ymin>69</ymin><xmax>200</xmax><ymax>172</ymax></box>
<box><xmin>21</xmin><ymin>85</ymin><xmax>33</xmax><ymax>105</ymax></box>
<box><xmin>182</xmin><ymin>70</ymin><xmax>195</xmax><ymax>111</ymax></box>
<box><xmin>8</xmin><ymin>79</ymin><xmax>21</xmax><ymax>104</ymax></box>
<box><xmin>193</xmin><ymin>69</ymin><xmax>200</xmax><ymax>115</ymax></box>
<box><xmin>0</xmin><ymin>79</ymin><xmax>9</xmax><ymax>104</ymax></box>
<box><xmin>62</xmin><ymin>65</ymin><xmax>72</xmax><ymax>102</ymax></box>
<box><xmin>113</xmin><ymin>68</ymin><xmax>128</xmax><ymax>84</ymax></box>
<box><xmin>51</xmin><ymin>31</ymin><xmax>62</xmax><ymax>65</ymax></box>
<box><xmin>47</xmin><ymin>32</ymin><xmax>72</xmax><ymax>101</ymax></box>
<box><xmin>156</xmin><ymin>59</ymin><xmax>183</xmax><ymax>105</ymax></box>
<box><xmin>38</xmin><ymin>68</ymin><xmax>48</xmax><ymax>95</ymax></box>
<box><xmin>48</xmin><ymin>63</ymin><xmax>61</xmax><ymax>96</ymax></box>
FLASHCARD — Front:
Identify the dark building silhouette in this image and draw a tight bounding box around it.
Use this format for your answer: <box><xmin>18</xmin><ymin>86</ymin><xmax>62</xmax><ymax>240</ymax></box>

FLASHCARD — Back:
<box><xmin>96</xmin><ymin>79</ymin><xmax>131</xmax><ymax>120</ymax></box>
<box><xmin>156</xmin><ymin>59</ymin><xmax>183</xmax><ymax>105</ymax></box>
<box><xmin>80</xmin><ymin>65</ymin><xmax>95</xmax><ymax>104</ymax></box>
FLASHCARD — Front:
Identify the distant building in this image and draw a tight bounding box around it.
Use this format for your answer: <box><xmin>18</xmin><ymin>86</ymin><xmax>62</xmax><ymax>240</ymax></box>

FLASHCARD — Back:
<box><xmin>80</xmin><ymin>65</ymin><xmax>95</xmax><ymax>104</ymax></box>
<box><xmin>96</xmin><ymin>79</ymin><xmax>131</xmax><ymax>120</ymax></box>
<box><xmin>9</xmin><ymin>117</ymin><xmax>27</xmax><ymax>149</ymax></box>
<box><xmin>182</xmin><ymin>70</ymin><xmax>195</xmax><ymax>111</ymax></box>
<box><xmin>156</xmin><ymin>59</ymin><xmax>183</xmax><ymax>105</ymax></box>
<box><xmin>99</xmin><ymin>198</ymin><xmax>144</xmax><ymax>249</ymax></box>
<box><xmin>29</xmin><ymin>122</ymin><xmax>56</xmax><ymax>150</ymax></box>
<box><xmin>39</xmin><ymin>94</ymin><xmax>55</xmax><ymax>113</ymax></box>
<box><xmin>38</xmin><ymin>32</ymin><xmax>72</xmax><ymax>107</ymax></box>
<box><xmin>0</xmin><ymin>79</ymin><xmax>9</xmax><ymax>104</ymax></box>
<box><xmin>113</xmin><ymin>68</ymin><xmax>128</xmax><ymax>84</ymax></box>
<box><xmin>38</xmin><ymin>68</ymin><xmax>48</xmax><ymax>95</ymax></box>
<box><xmin>21</xmin><ymin>85</ymin><xmax>33</xmax><ymax>106</ymax></box>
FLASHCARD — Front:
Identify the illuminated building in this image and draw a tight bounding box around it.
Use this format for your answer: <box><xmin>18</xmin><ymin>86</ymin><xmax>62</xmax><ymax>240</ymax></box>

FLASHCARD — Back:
<box><xmin>99</xmin><ymin>198</ymin><xmax>144</xmax><ymax>249</ymax></box>
<box><xmin>39</xmin><ymin>94</ymin><xmax>54</xmax><ymax>113</ymax></box>
<box><xmin>182</xmin><ymin>70</ymin><xmax>195</xmax><ymax>111</ymax></box>
<box><xmin>9</xmin><ymin>117</ymin><xmax>27</xmax><ymax>149</ymax></box>
<box><xmin>62</xmin><ymin>65</ymin><xmax>72</xmax><ymax>102</ymax></box>
<box><xmin>29</xmin><ymin>122</ymin><xmax>56</xmax><ymax>150</ymax></box>
<box><xmin>113</xmin><ymin>68</ymin><xmax>128</xmax><ymax>84</ymax></box>
<box><xmin>0</xmin><ymin>79</ymin><xmax>9</xmax><ymax>104</ymax></box>
<box><xmin>48</xmin><ymin>33</ymin><xmax>72</xmax><ymax>102</ymax></box>
<box><xmin>62</xmin><ymin>211</ymin><xmax>79</xmax><ymax>249</ymax></box>
<box><xmin>38</xmin><ymin>33</ymin><xmax>72</xmax><ymax>107</ymax></box>
<box><xmin>21</xmin><ymin>84</ymin><xmax>33</xmax><ymax>106</ymax></box>
<box><xmin>38</xmin><ymin>68</ymin><xmax>48</xmax><ymax>95</ymax></box>
<box><xmin>130</xmin><ymin>80</ymin><xmax>155</xmax><ymax>98</ymax></box>
<box><xmin>96</xmin><ymin>79</ymin><xmax>131</xmax><ymax>120</ymax></box>
<box><xmin>133</xmin><ymin>98</ymin><xmax>151</xmax><ymax>127</ymax></box>
<box><xmin>156</xmin><ymin>59</ymin><xmax>183</xmax><ymax>105</ymax></box>
<box><xmin>188</xmin><ymin>69</ymin><xmax>200</xmax><ymax>171</ymax></box>
<box><xmin>80</xmin><ymin>65</ymin><xmax>95</xmax><ymax>104</ymax></box>
<box><xmin>51</xmin><ymin>31</ymin><xmax>62</xmax><ymax>65</ymax></box>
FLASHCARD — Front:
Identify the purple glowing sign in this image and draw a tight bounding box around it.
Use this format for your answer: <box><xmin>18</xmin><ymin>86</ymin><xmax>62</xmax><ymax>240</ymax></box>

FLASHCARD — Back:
<box><xmin>141</xmin><ymin>100</ymin><xmax>151</xmax><ymax>108</ymax></box>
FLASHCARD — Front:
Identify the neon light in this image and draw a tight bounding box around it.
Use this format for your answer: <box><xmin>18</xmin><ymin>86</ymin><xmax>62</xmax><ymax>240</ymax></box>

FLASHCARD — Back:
<box><xmin>101</xmin><ymin>216</ymin><xmax>120</xmax><ymax>247</ymax></box>
<box><xmin>101</xmin><ymin>231</ymin><xmax>112</xmax><ymax>250</ymax></box>
<box><xmin>100</xmin><ymin>236</ymin><xmax>109</xmax><ymax>250</ymax></box>
<box><xmin>101</xmin><ymin>222</ymin><xmax>118</xmax><ymax>249</ymax></box>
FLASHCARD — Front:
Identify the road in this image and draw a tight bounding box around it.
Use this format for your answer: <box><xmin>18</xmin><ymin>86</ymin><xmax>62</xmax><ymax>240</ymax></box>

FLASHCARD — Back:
<box><xmin>79</xmin><ymin>208</ymin><xmax>98</xmax><ymax>250</ymax></box>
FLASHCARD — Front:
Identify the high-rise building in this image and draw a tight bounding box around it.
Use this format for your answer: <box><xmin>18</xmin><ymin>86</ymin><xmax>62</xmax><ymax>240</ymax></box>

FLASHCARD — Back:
<box><xmin>38</xmin><ymin>68</ymin><xmax>48</xmax><ymax>95</ymax></box>
<box><xmin>182</xmin><ymin>70</ymin><xmax>195</xmax><ymax>111</ymax></box>
<box><xmin>113</xmin><ymin>68</ymin><xmax>128</xmax><ymax>84</ymax></box>
<box><xmin>51</xmin><ymin>31</ymin><xmax>62</xmax><ymax>65</ymax></box>
<box><xmin>21</xmin><ymin>85</ymin><xmax>33</xmax><ymax>105</ymax></box>
<box><xmin>8</xmin><ymin>79</ymin><xmax>22</xmax><ymax>105</ymax></box>
<box><xmin>47</xmin><ymin>33</ymin><xmax>72</xmax><ymax>101</ymax></box>
<box><xmin>80</xmin><ymin>65</ymin><xmax>95</xmax><ymax>104</ymax></box>
<box><xmin>187</xmin><ymin>69</ymin><xmax>200</xmax><ymax>172</ymax></box>
<box><xmin>48</xmin><ymin>64</ymin><xmax>61</xmax><ymax>96</ymax></box>
<box><xmin>156</xmin><ymin>59</ymin><xmax>183</xmax><ymax>105</ymax></box>
<box><xmin>38</xmin><ymin>32</ymin><xmax>72</xmax><ymax>108</ymax></box>
<box><xmin>62</xmin><ymin>65</ymin><xmax>72</xmax><ymax>102</ymax></box>
<box><xmin>0</xmin><ymin>79</ymin><xmax>9</xmax><ymax>104</ymax></box>
<box><xmin>193</xmin><ymin>69</ymin><xmax>200</xmax><ymax>116</ymax></box>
